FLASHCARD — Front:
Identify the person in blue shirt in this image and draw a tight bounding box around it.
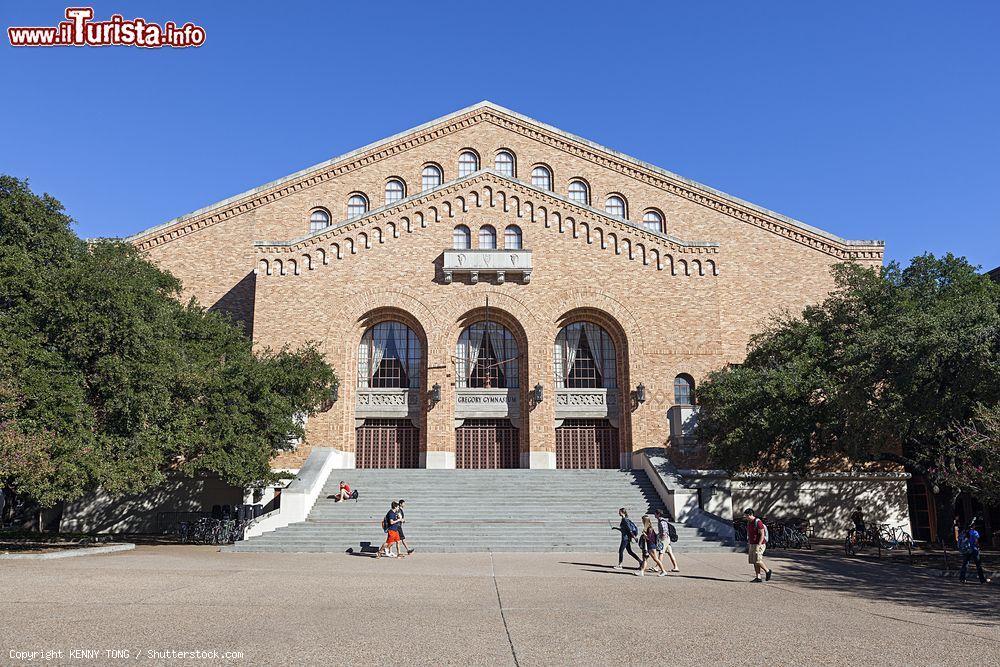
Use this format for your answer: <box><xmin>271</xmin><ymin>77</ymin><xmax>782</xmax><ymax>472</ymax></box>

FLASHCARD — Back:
<box><xmin>959</xmin><ymin>517</ymin><xmax>992</xmax><ymax>585</ymax></box>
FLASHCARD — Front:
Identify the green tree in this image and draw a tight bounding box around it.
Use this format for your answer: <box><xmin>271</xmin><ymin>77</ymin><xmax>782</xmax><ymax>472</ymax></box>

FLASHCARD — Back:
<box><xmin>697</xmin><ymin>254</ymin><xmax>1000</xmax><ymax>539</ymax></box>
<box><xmin>0</xmin><ymin>175</ymin><xmax>337</xmax><ymax>517</ymax></box>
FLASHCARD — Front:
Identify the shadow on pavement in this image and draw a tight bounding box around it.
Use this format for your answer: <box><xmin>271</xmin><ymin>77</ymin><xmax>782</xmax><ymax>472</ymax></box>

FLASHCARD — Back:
<box><xmin>771</xmin><ymin>549</ymin><xmax>999</xmax><ymax>626</ymax></box>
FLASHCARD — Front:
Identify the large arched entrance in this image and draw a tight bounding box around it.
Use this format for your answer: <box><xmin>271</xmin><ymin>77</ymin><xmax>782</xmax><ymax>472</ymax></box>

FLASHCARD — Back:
<box><xmin>354</xmin><ymin>317</ymin><xmax>424</xmax><ymax>468</ymax></box>
<box><xmin>453</xmin><ymin>310</ymin><xmax>527</xmax><ymax>468</ymax></box>
<box><xmin>553</xmin><ymin>312</ymin><xmax>629</xmax><ymax>468</ymax></box>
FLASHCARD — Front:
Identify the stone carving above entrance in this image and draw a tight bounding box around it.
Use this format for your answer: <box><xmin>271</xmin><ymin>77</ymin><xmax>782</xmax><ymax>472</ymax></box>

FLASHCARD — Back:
<box><xmin>443</xmin><ymin>249</ymin><xmax>532</xmax><ymax>284</ymax></box>
<box><xmin>356</xmin><ymin>388</ymin><xmax>420</xmax><ymax>420</ymax></box>
<box><xmin>555</xmin><ymin>388</ymin><xmax>619</xmax><ymax>420</ymax></box>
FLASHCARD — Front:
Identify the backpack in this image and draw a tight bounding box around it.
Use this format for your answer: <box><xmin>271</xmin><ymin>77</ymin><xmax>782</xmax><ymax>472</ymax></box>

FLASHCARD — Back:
<box><xmin>625</xmin><ymin>518</ymin><xmax>639</xmax><ymax>539</ymax></box>
<box><xmin>667</xmin><ymin>522</ymin><xmax>678</xmax><ymax>543</ymax></box>
<box><xmin>957</xmin><ymin>530</ymin><xmax>972</xmax><ymax>555</ymax></box>
<box><xmin>381</xmin><ymin>512</ymin><xmax>391</xmax><ymax>533</ymax></box>
<box><xmin>756</xmin><ymin>518</ymin><xmax>769</xmax><ymax>543</ymax></box>
<box><xmin>350</xmin><ymin>489</ymin><xmax>359</xmax><ymax>501</ymax></box>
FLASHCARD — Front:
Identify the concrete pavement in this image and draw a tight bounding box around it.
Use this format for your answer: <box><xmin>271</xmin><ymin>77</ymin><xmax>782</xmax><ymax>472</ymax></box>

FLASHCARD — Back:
<box><xmin>1</xmin><ymin>545</ymin><xmax>997</xmax><ymax>665</ymax></box>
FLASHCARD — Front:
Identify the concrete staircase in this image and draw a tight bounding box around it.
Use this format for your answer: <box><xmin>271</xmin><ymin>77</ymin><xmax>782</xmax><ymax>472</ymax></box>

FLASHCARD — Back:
<box><xmin>228</xmin><ymin>470</ymin><xmax>734</xmax><ymax>553</ymax></box>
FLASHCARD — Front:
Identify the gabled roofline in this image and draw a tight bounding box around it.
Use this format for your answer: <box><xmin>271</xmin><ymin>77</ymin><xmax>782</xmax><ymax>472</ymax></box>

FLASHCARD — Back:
<box><xmin>253</xmin><ymin>169</ymin><xmax>719</xmax><ymax>250</ymax></box>
<box><xmin>124</xmin><ymin>100</ymin><xmax>883</xmax><ymax>250</ymax></box>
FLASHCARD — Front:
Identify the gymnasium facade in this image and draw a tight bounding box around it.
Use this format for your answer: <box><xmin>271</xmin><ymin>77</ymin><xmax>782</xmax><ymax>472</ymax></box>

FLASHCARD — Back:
<box><xmin>127</xmin><ymin>102</ymin><xmax>885</xmax><ymax>476</ymax></box>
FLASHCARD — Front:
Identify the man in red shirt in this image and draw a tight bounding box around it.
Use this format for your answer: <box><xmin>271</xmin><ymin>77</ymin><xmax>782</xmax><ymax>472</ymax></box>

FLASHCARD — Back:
<box><xmin>744</xmin><ymin>508</ymin><xmax>772</xmax><ymax>583</ymax></box>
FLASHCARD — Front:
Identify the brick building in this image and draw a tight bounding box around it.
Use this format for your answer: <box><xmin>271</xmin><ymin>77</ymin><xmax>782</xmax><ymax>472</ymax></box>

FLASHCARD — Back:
<box><xmin>126</xmin><ymin>101</ymin><xmax>884</xmax><ymax>472</ymax></box>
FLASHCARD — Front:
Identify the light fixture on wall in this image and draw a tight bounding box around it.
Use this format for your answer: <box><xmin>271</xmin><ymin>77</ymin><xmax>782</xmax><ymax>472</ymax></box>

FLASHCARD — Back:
<box><xmin>636</xmin><ymin>383</ymin><xmax>646</xmax><ymax>404</ymax></box>
<box><xmin>533</xmin><ymin>383</ymin><xmax>543</xmax><ymax>403</ymax></box>
<box><xmin>430</xmin><ymin>383</ymin><xmax>442</xmax><ymax>403</ymax></box>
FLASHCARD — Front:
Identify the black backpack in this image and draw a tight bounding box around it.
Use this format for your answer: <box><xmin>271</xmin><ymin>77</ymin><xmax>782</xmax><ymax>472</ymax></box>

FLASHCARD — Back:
<box><xmin>350</xmin><ymin>489</ymin><xmax>359</xmax><ymax>501</ymax></box>
<box><xmin>667</xmin><ymin>522</ymin><xmax>678</xmax><ymax>543</ymax></box>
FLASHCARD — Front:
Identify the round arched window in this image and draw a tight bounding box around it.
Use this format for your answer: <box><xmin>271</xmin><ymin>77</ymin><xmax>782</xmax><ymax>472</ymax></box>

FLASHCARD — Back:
<box><xmin>309</xmin><ymin>209</ymin><xmax>331</xmax><ymax>233</ymax></box>
<box><xmin>568</xmin><ymin>180</ymin><xmax>589</xmax><ymax>205</ymax></box>
<box><xmin>504</xmin><ymin>225</ymin><xmax>522</xmax><ymax>250</ymax></box>
<box><xmin>421</xmin><ymin>165</ymin><xmax>442</xmax><ymax>191</ymax></box>
<box><xmin>456</xmin><ymin>322</ymin><xmax>520</xmax><ymax>389</ymax></box>
<box><xmin>642</xmin><ymin>210</ymin><xmax>663</xmax><ymax>233</ymax></box>
<box><xmin>358</xmin><ymin>322</ymin><xmax>422</xmax><ymax>389</ymax></box>
<box><xmin>494</xmin><ymin>150</ymin><xmax>515</xmax><ymax>177</ymax></box>
<box><xmin>479</xmin><ymin>225</ymin><xmax>497</xmax><ymax>249</ymax></box>
<box><xmin>554</xmin><ymin>322</ymin><xmax>617</xmax><ymax>389</ymax></box>
<box><xmin>347</xmin><ymin>194</ymin><xmax>368</xmax><ymax>219</ymax></box>
<box><xmin>385</xmin><ymin>179</ymin><xmax>405</xmax><ymax>205</ymax></box>
<box><xmin>605</xmin><ymin>195</ymin><xmax>626</xmax><ymax>219</ymax></box>
<box><xmin>674</xmin><ymin>374</ymin><xmax>695</xmax><ymax>405</ymax></box>
<box><xmin>453</xmin><ymin>225</ymin><xmax>471</xmax><ymax>250</ymax></box>
<box><xmin>458</xmin><ymin>150</ymin><xmax>479</xmax><ymax>177</ymax></box>
<box><xmin>531</xmin><ymin>165</ymin><xmax>552</xmax><ymax>190</ymax></box>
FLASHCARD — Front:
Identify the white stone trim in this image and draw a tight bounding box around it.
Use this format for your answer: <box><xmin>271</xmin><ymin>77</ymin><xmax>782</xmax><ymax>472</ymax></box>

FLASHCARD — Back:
<box><xmin>422</xmin><ymin>450</ymin><xmax>456</xmax><ymax>469</ymax></box>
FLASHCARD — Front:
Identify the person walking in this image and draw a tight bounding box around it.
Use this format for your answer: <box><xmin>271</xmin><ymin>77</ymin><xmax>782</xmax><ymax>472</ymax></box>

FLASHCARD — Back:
<box><xmin>377</xmin><ymin>501</ymin><xmax>403</xmax><ymax>559</ymax></box>
<box><xmin>958</xmin><ymin>517</ymin><xmax>992</xmax><ymax>585</ymax></box>
<box><xmin>396</xmin><ymin>499</ymin><xmax>415</xmax><ymax>556</ymax></box>
<box><xmin>635</xmin><ymin>515</ymin><xmax>667</xmax><ymax>577</ymax></box>
<box><xmin>655</xmin><ymin>509</ymin><xmax>680</xmax><ymax>573</ymax></box>
<box><xmin>744</xmin><ymin>508</ymin><xmax>772</xmax><ymax>583</ymax></box>
<box><xmin>612</xmin><ymin>508</ymin><xmax>642</xmax><ymax>570</ymax></box>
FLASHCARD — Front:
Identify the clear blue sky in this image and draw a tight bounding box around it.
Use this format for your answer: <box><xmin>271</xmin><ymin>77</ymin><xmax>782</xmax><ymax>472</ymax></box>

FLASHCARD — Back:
<box><xmin>2</xmin><ymin>1</ymin><xmax>998</xmax><ymax>269</ymax></box>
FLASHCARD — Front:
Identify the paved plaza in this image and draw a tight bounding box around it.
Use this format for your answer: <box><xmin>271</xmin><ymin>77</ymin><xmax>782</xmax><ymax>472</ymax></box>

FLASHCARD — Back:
<box><xmin>2</xmin><ymin>545</ymin><xmax>997</xmax><ymax>666</ymax></box>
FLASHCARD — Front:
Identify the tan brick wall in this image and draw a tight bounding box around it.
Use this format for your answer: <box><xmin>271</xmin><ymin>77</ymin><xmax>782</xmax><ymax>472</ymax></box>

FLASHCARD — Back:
<box><xmin>129</xmin><ymin>105</ymin><xmax>883</xmax><ymax>468</ymax></box>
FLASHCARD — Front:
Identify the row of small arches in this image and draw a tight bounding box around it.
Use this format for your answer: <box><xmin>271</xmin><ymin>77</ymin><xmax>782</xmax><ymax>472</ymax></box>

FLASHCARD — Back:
<box><xmin>306</xmin><ymin>149</ymin><xmax>669</xmax><ymax>235</ymax></box>
<box><xmin>269</xmin><ymin>187</ymin><xmax>717</xmax><ymax>276</ymax></box>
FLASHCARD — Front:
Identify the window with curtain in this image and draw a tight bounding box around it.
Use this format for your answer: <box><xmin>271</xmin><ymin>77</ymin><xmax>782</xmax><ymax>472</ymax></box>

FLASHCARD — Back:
<box><xmin>347</xmin><ymin>194</ymin><xmax>368</xmax><ymax>219</ymax></box>
<box><xmin>357</xmin><ymin>322</ymin><xmax>421</xmax><ymax>389</ymax></box>
<box><xmin>642</xmin><ymin>210</ymin><xmax>663</xmax><ymax>233</ymax></box>
<box><xmin>453</xmin><ymin>225</ymin><xmax>471</xmax><ymax>249</ymax></box>
<box><xmin>494</xmin><ymin>150</ymin><xmax>515</xmax><ymax>177</ymax></box>
<box><xmin>479</xmin><ymin>225</ymin><xmax>497</xmax><ymax>249</ymax></box>
<box><xmin>531</xmin><ymin>165</ymin><xmax>552</xmax><ymax>190</ymax></box>
<box><xmin>455</xmin><ymin>322</ymin><xmax>519</xmax><ymax>388</ymax></box>
<box><xmin>554</xmin><ymin>322</ymin><xmax>617</xmax><ymax>389</ymax></box>
<box><xmin>421</xmin><ymin>165</ymin><xmax>442</xmax><ymax>191</ymax></box>
<box><xmin>458</xmin><ymin>150</ymin><xmax>479</xmax><ymax>177</ymax></box>
<box><xmin>385</xmin><ymin>179</ymin><xmax>405</xmax><ymax>205</ymax></box>
<box><xmin>309</xmin><ymin>209</ymin><xmax>330</xmax><ymax>233</ymax></box>
<box><xmin>568</xmin><ymin>180</ymin><xmax>589</xmax><ymax>205</ymax></box>
<box><xmin>504</xmin><ymin>225</ymin><xmax>522</xmax><ymax>250</ymax></box>
<box><xmin>605</xmin><ymin>195</ymin><xmax>626</xmax><ymax>219</ymax></box>
<box><xmin>674</xmin><ymin>374</ymin><xmax>695</xmax><ymax>405</ymax></box>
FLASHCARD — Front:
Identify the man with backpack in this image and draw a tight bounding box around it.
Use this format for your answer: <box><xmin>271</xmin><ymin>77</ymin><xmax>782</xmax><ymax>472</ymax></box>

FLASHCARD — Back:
<box><xmin>377</xmin><ymin>501</ymin><xmax>403</xmax><ymax>559</ymax></box>
<box><xmin>958</xmin><ymin>516</ymin><xmax>992</xmax><ymax>585</ymax></box>
<box><xmin>612</xmin><ymin>507</ymin><xmax>643</xmax><ymax>569</ymax></box>
<box><xmin>744</xmin><ymin>508</ymin><xmax>772</xmax><ymax>583</ymax></box>
<box><xmin>655</xmin><ymin>509</ymin><xmax>680</xmax><ymax>573</ymax></box>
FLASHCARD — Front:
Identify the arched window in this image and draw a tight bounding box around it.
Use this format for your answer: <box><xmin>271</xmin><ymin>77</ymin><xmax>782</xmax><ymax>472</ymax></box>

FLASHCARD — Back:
<box><xmin>531</xmin><ymin>165</ymin><xmax>552</xmax><ymax>190</ymax></box>
<box><xmin>453</xmin><ymin>224</ymin><xmax>471</xmax><ymax>249</ymax></box>
<box><xmin>458</xmin><ymin>150</ymin><xmax>479</xmax><ymax>177</ymax></box>
<box><xmin>605</xmin><ymin>195</ymin><xmax>627</xmax><ymax>219</ymax></box>
<box><xmin>642</xmin><ymin>210</ymin><xmax>663</xmax><ymax>233</ymax></box>
<box><xmin>385</xmin><ymin>179</ymin><xmax>405</xmax><ymax>205</ymax></box>
<box><xmin>456</xmin><ymin>322</ymin><xmax>519</xmax><ymax>388</ymax></box>
<box><xmin>568</xmin><ymin>180</ymin><xmax>589</xmax><ymax>205</ymax></box>
<box><xmin>309</xmin><ymin>208</ymin><xmax>331</xmax><ymax>233</ymax></box>
<box><xmin>494</xmin><ymin>150</ymin><xmax>515</xmax><ymax>177</ymax></box>
<box><xmin>357</xmin><ymin>322</ymin><xmax>422</xmax><ymax>389</ymax></box>
<box><xmin>347</xmin><ymin>194</ymin><xmax>368</xmax><ymax>219</ymax></box>
<box><xmin>504</xmin><ymin>225</ymin><xmax>522</xmax><ymax>250</ymax></box>
<box><xmin>421</xmin><ymin>164</ymin><xmax>442</xmax><ymax>191</ymax></box>
<box><xmin>674</xmin><ymin>374</ymin><xmax>695</xmax><ymax>405</ymax></box>
<box><xmin>554</xmin><ymin>322</ymin><xmax>617</xmax><ymax>389</ymax></box>
<box><xmin>479</xmin><ymin>225</ymin><xmax>497</xmax><ymax>249</ymax></box>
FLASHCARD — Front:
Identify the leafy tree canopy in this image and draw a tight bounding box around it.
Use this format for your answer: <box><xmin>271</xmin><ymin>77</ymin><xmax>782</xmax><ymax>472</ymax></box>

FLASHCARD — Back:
<box><xmin>697</xmin><ymin>254</ymin><xmax>1000</xmax><ymax>505</ymax></box>
<box><xmin>0</xmin><ymin>175</ymin><xmax>337</xmax><ymax>507</ymax></box>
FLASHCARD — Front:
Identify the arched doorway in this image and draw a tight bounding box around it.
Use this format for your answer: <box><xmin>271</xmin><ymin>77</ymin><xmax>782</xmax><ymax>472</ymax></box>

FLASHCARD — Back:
<box><xmin>553</xmin><ymin>316</ymin><xmax>627</xmax><ymax>468</ymax></box>
<box><xmin>355</xmin><ymin>320</ymin><xmax>423</xmax><ymax>468</ymax></box>
<box><xmin>453</xmin><ymin>317</ymin><xmax>524</xmax><ymax>468</ymax></box>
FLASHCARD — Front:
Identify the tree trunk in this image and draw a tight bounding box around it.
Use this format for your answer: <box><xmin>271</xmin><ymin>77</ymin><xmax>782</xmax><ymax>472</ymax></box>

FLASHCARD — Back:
<box><xmin>935</xmin><ymin>486</ymin><xmax>961</xmax><ymax>544</ymax></box>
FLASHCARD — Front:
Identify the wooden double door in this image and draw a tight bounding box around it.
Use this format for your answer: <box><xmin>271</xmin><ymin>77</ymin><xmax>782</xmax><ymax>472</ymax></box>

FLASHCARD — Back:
<box><xmin>555</xmin><ymin>419</ymin><xmax>619</xmax><ymax>469</ymax></box>
<box><xmin>356</xmin><ymin>419</ymin><xmax>420</xmax><ymax>468</ymax></box>
<box><xmin>455</xmin><ymin>419</ymin><xmax>520</xmax><ymax>469</ymax></box>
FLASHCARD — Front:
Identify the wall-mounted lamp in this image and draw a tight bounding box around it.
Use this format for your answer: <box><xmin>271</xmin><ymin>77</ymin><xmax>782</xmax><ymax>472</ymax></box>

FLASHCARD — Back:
<box><xmin>636</xmin><ymin>383</ymin><xmax>646</xmax><ymax>404</ymax></box>
<box><xmin>533</xmin><ymin>383</ymin><xmax>544</xmax><ymax>404</ymax></box>
<box><xmin>430</xmin><ymin>383</ymin><xmax>442</xmax><ymax>403</ymax></box>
